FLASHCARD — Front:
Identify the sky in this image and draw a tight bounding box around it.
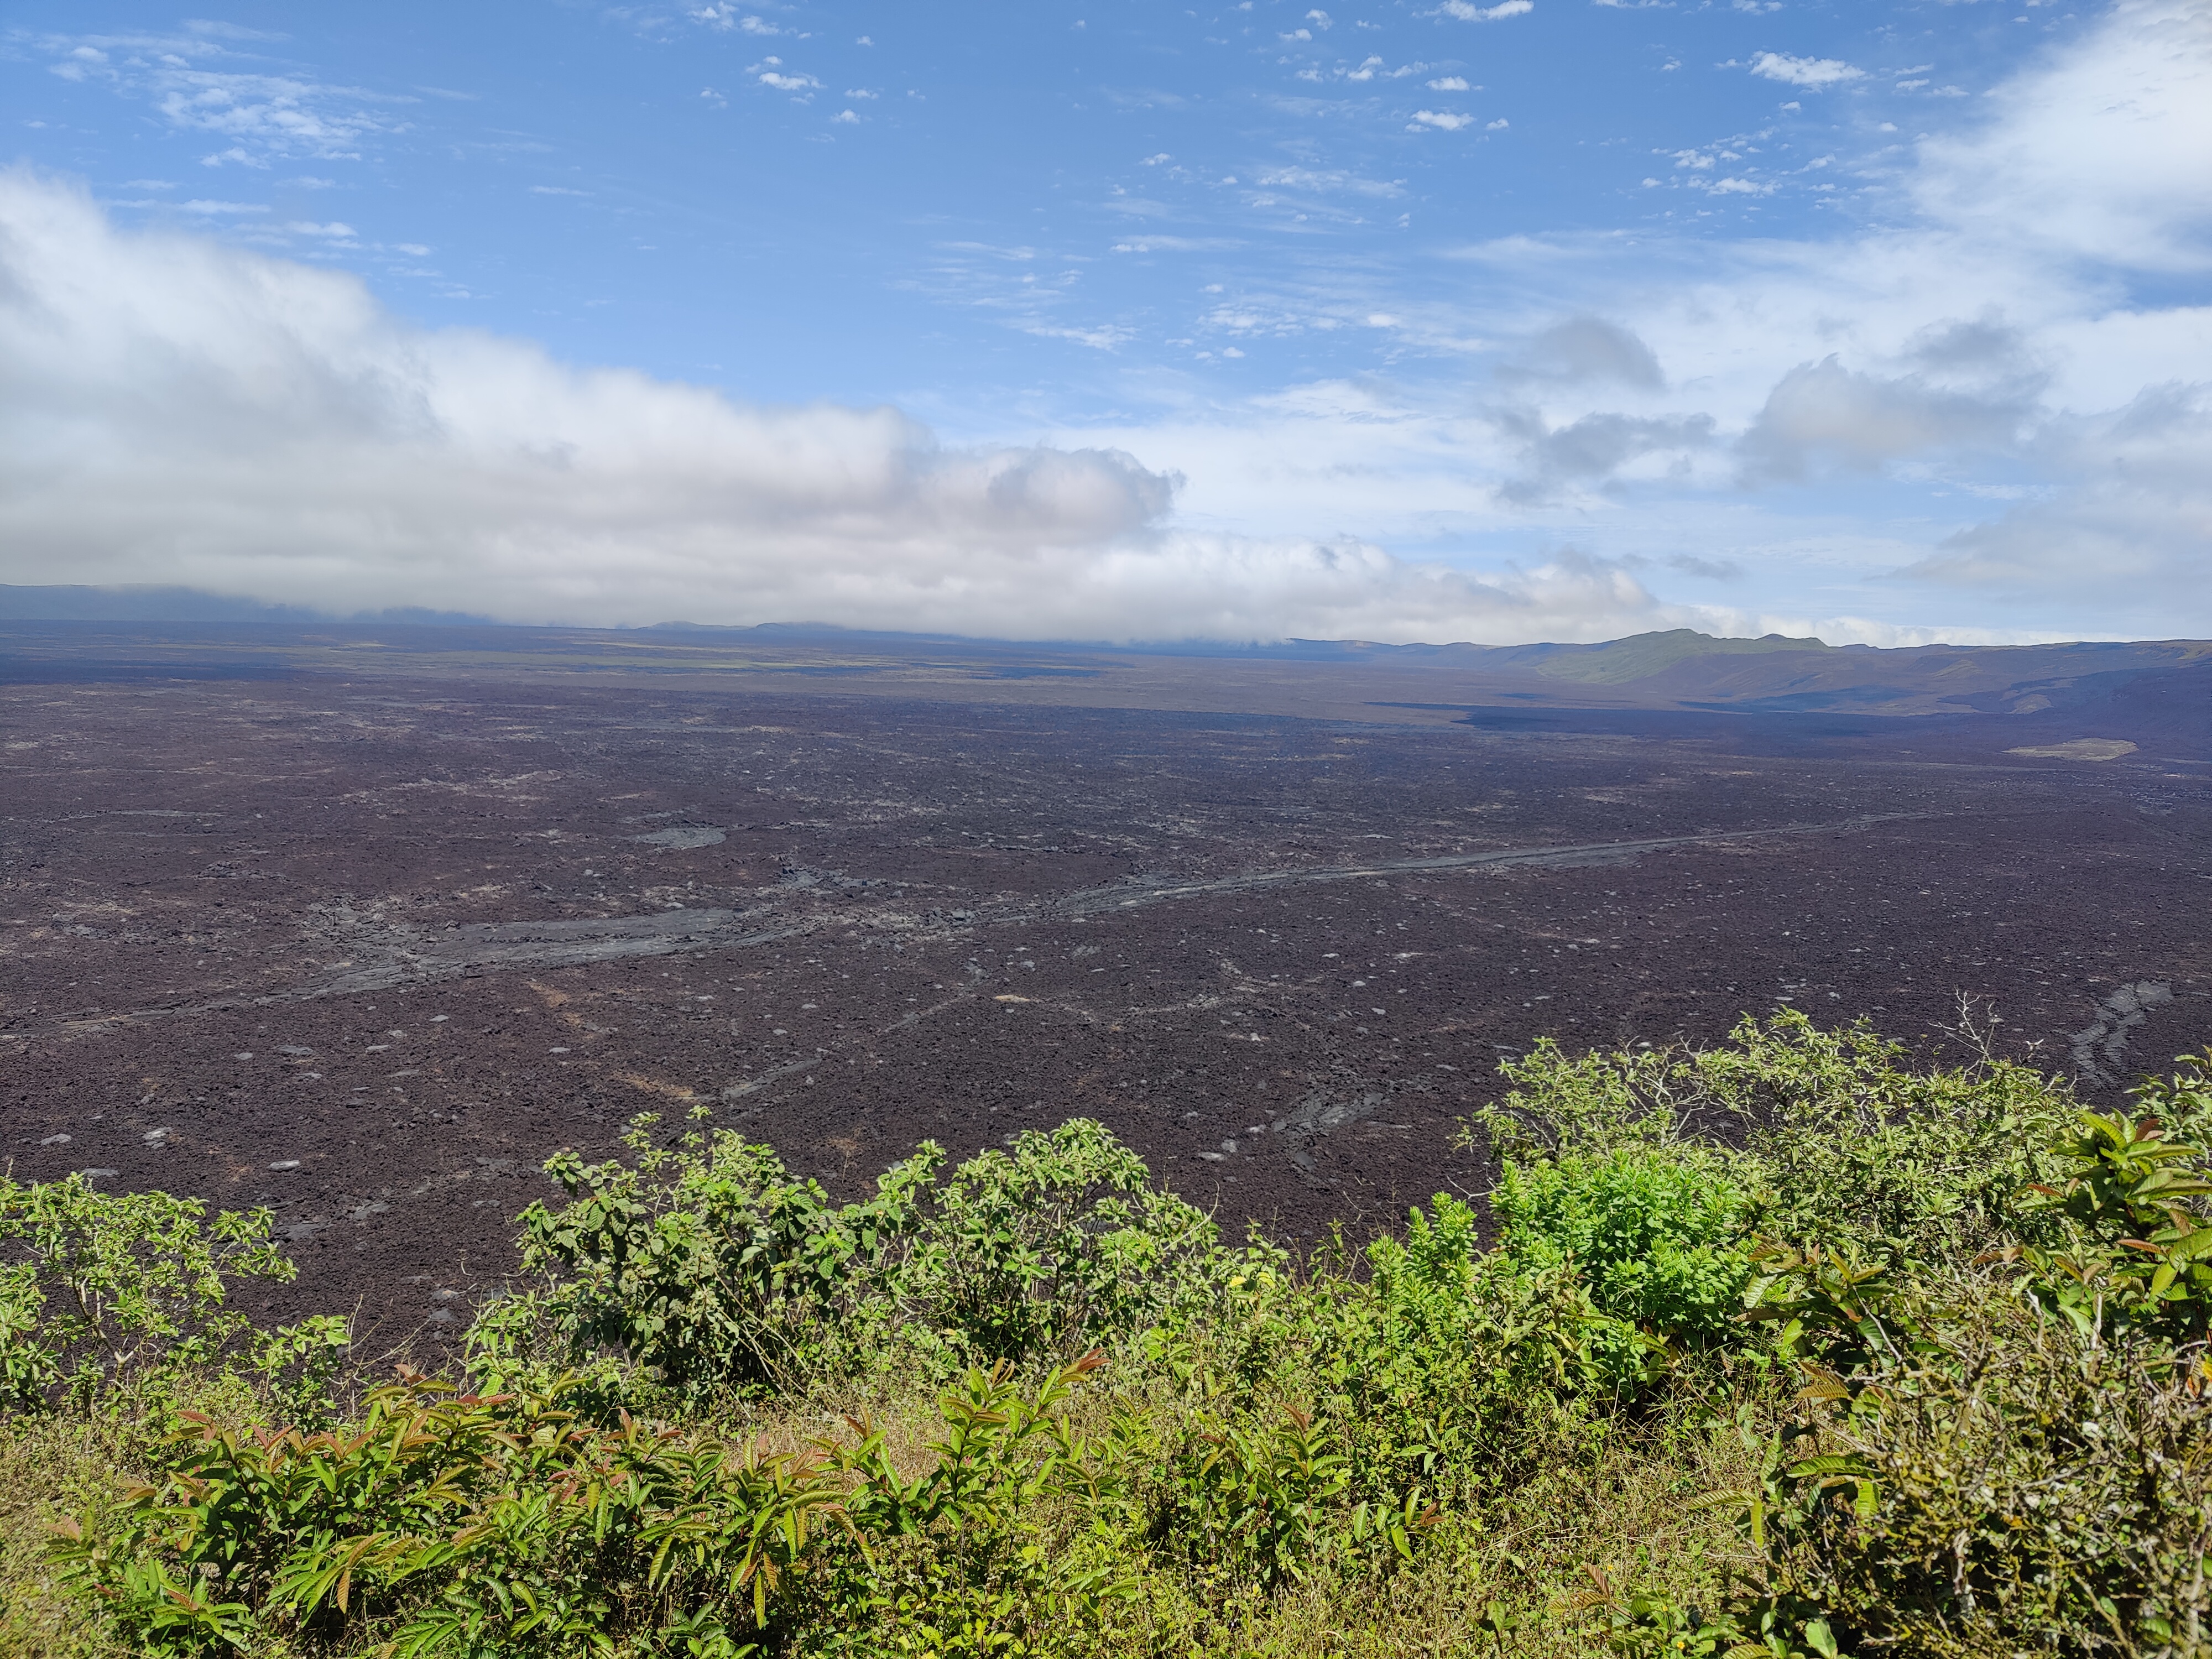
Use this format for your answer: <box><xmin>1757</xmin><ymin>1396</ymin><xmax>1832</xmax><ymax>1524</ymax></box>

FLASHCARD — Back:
<box><xmin>1</xmin><ymin>1</ymin><xmax>2208</xmax><ymax>646</ymax></box>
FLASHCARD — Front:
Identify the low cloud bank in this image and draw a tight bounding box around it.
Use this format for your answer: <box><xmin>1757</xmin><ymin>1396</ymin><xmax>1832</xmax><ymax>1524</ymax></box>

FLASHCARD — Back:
<box><xmin>0</xmin><ymin>170</ymin><xmax>1709</xmax><ymax>645</ymax></box>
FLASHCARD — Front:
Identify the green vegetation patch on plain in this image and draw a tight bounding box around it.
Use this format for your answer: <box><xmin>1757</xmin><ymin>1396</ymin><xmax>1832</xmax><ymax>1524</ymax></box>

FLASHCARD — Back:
<box><xmin>8</xmin><ymin>1009</ymin><xmax>2212</xmax><ymax>1659</ymax></box>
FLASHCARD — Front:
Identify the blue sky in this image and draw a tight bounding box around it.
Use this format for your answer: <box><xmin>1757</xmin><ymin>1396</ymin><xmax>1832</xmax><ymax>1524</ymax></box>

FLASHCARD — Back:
<box><xmin>2</xmin><ymin>1</ymin><xmax>2209</xmax><ymax>645</ymax></box>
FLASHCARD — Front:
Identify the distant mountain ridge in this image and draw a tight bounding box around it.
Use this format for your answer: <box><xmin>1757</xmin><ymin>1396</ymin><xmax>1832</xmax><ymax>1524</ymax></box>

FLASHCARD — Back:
<box><xmin>4</xmin><ymin>586</ymin><xmax>2207</xmax><ymax>735</ymax></box>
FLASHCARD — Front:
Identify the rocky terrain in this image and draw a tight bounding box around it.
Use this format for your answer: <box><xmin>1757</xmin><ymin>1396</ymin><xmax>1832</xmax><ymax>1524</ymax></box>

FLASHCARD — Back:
<box><xmin>3</xmin><ymin>618</ymin><xmax>2208</xmax><ymax>1354</ymax></box>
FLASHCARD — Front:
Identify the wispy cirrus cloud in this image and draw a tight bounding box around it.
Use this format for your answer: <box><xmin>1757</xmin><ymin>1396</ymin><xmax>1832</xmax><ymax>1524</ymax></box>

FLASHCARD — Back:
<box><xmin>30</xmin><ymin>28</ymin><xmax>410</xmax><ymax>165</ymax></box>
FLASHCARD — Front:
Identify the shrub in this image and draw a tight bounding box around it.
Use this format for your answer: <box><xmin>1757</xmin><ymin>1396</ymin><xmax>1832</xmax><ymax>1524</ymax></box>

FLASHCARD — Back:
<box><xmin>1493</xmin><ymin>1148</ymin><xmax>1753</xmax><ymax>1347</ymax></box>
<box><xmin>0</xmin><ymin>1173</ymin><xmax>300</xmax><ymax>1410</ymax></box>
<box><xmin>888</xmin><ymin>1118</ymin><xmax>1235</xmax><ymax>1371</ymax></box>
<box><xmin>495</xmin><ymin>1114</ymin><xmax>1244</xmax><ymax>1406</ymax></box>
<box><xmin>1790</xmin><ymin>1297</ymin><xmax>2212</xmax><ymax>1658</ymax></box>
<box><xmin>497</xmin><ymin>1110</ymin><xmax>943</xmax><ymax>1403</ymax></box>
<box><xmin>1725</xmin><ymin>1090</ymin><xmax>2212</xmax><ymax>1658</ymax></box>
<box><xmin>1481</xmin><ymin>1010</ymin><xmax>2076</xmax><ymax>1262</ymax></box>
<box><xmin>33</xmin><ymin>1027</ymin><xmax>2212</xmax><ymax>1659</ymax></box>
<box><xmin>50</xmin><ymin>1370</ymin><xmax>851</xmax><ymax>1656</ymax></box>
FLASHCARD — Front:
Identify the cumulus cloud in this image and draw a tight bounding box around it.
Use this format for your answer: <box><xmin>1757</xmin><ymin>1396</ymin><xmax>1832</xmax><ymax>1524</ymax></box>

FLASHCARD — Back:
<box><xmin>1739</xmin><ymin>354</ymin><xmax>2043</xmax><ymax>481</ymax></box>
<box><xmin>1745</xmin><ymin>52</ymin><xmax>1864</xmax><ymax>88</ymax></box>
<box><xmin>1437</xmin><ymin>0</ymin><xmax>1533</xmax><ymax>18</ymax></box>
<box><xmin>1383</xmin><ymin>1</ymin><xmax>2212</xmax><ymax>635</ymax></box>
<box><xmin>1498</xmin><ymin>316</ymin><xmax>1666</xmax><ymax>389</ymax></box>
<box><xmin>1902</xmin><ymin>384</ymin><xmax>2212</xmax><ymax>598</ymax></box>
<box><xmin>0</xmin><ymin>169</ymin><xmax>1699</xmax><ymax>645</ymax></box>
<box><xmin>1492</xmin><ymin>410</ymin><xmax>1718</xmax><ymax>504</ymax></box>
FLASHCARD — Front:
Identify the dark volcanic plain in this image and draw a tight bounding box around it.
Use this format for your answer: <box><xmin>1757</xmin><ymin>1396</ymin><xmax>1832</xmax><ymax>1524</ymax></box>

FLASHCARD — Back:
<box><xmin>4</xmin><ymin>619</ymin><xmax>2210</xmax><ymax>1352</ymax></box>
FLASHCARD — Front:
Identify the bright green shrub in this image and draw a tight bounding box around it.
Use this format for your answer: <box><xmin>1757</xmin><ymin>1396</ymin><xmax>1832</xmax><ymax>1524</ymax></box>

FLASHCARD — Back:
<box><xmin>1366</xmin><ymin>1194</ymin><xmax>1654</xmax><ymax>1394</ymax></box>
<box><xmin>1366</xmin><ymin>1147</ymin><xmax>1750</xmax><ymax>1400</ymax></box>
<box><xmin>1493</xmin><ymin>1149</ymin><xmax>1753</xmax><ymax>1346</ymax></box>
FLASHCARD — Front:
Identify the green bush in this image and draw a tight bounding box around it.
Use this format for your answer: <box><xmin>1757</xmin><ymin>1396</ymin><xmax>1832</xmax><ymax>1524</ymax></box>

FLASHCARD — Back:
<box><xmin>1493</xmin><ymin>1148</ymin><xmax>1752</xmax><ymax>1346</ymax></box>
<box><xmin>1732</xmin><ymin>1280</ymin><xmax>2212</xmax><ymax>1659</ymax></box>
<box><xmin>52</xmin><ymin>1371</ymin><xmax>864</xmax><ymax>1656</ymax></box>
<box><xmin>1723</xmin><ymin>1084</ymin><xmax>2212</xmax><ymax>1658</ymax></box>
<box><xmin>483</xmin><ymin>1114</ymin><xmax>1246</xmax><ymax>1408</ymax></box>
<box><xmin>0</xmin><ymin>1173</ymin><xmax>307</xmax><ymax>1411</ymax></box>
<box><xmin>483</xmin><ymin>1110</ymin><xmax>943</xmax><ymax>1403</ymax></box>
<box><xmin>1482</xmin><ymin>1009</ymin><xmax>2073</xmax><ymax>1261</ymax></box>
<box><xmin>885</xmin><ymin>1117</ymin><xmax>1235</xmax><ymax>1371</ymax></box>
<box><xmin>28</xmin><ymin>1024</ymin><xmax>2212</xmax><ymax>1659</ymax></box>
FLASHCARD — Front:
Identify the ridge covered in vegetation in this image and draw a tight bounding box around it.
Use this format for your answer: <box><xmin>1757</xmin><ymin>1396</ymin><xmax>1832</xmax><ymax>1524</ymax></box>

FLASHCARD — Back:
<box><xmin>6</xmin><ymin>1011</ymin><xmax>2212</xmax><ymax>1658</ymax></box>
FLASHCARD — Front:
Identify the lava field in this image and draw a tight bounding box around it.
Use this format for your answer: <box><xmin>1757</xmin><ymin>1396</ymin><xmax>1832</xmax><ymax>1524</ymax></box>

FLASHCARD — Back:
<box><xmin>4</xmin><ymin>633</ymin><xmax>2209</xmax><ymax>1352</ymax></box>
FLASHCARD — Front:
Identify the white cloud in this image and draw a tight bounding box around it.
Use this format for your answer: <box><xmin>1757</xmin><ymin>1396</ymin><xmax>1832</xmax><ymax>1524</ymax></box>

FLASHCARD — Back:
<box><xmin>1499</xmin><ymin>316</ymin><xmax>1666</xmax><ymax>389</ymax></box>
<box><xmin>1427</xmin><ymin>75</ymin><xmax>1470</xmax><ymax>90</ymax></box>
<box><xmin>758</xmin><ymin>70</ymin><xmax>822</xmax><ymax>92</ymax></box>
<box><xmin>1036</xmin><ymin>0</ymin><xmax>2212</xmax><ymax>640</ymax></box>
<box><xmin>0</xmin><ymin>169</ymin><xmax>1719</xmax><ymax>645</ymax></box>
<box><xmin>1740</xmin><ymin>351</ymin><xmax>2042</xmax><ymax>481</ymax></box>
<box><xmin>688</xmin><ymin>4</ymin><xmax>781</xmax><ymax>32</ymax></box>
<box><xmin>1251</xmin><ymin>166</ymin><xmax>1406</xmax><ymax>198</ymax></box>
<box><xmin>1913</xmin><ymin>0</ymin><xmax>2212</xmax><ymax>272</ymax></box>
<box><xmin>1746</xmin><ymin>52</ymin><xmax>1865</xmax><ymax>88</ymax></box>
<box><xmin>1408</xmin><ymin>109</ymin><xmax>1475</xmax><ymax>131</ymax></box>
<box><xmin>14</xmin><ymin>1</ymin><xmax>2212</xmax><ymax>647</ymax></box>
<box><xmin>1891</xmin><ymin>383</ymin><xmax>2212</xmax><ymax>606</ymax></box>
<box><xmin>32</xmin><ymin>29</ymin><xmax>409</xmax><ymax>165</ymax></box>
<box><xmin>1437</xmin><ymin>0</ymin><xmax>1533</xmax><ymax>18</ymax></box>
